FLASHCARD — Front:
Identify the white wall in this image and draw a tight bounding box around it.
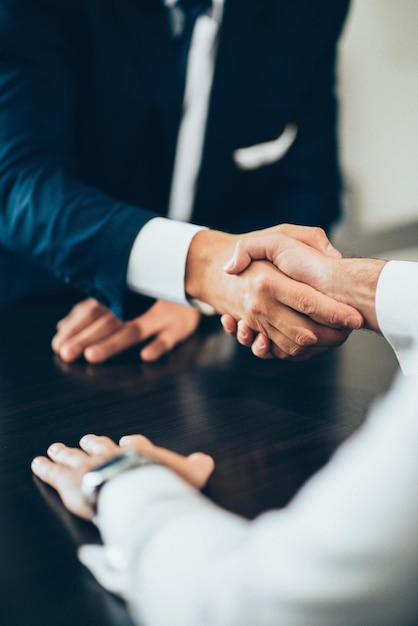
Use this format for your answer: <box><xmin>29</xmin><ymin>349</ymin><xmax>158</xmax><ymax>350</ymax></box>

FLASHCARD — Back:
<box><xmin>337</xmin><ymin>0</ymin><xmax>418</xmax><ymax>234</ymax></box>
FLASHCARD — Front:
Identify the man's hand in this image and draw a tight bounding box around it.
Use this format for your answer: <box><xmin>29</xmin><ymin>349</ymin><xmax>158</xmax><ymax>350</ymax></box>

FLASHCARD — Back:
<box><xmin>31</xmin><ymin>434</ymin><xmax>215</xmax><ymax>521</ymax></box>
<box><xmin>220</xmin><ymin>225</ymin><xmax>386</xmax><ymax>357</ymax></box>
<box><xmin>186</xmin><ymin>225</ymin><xmax>363</xmax><ymax>360</ymax></box>
<box><xmin>223</xmin><ymin>223</ymin><xmax>343</xmax><ymax>274</ymax></box>
<box><xmin>52</xmin><ymin>299</ymin><xmax>201</xmax><ymax>363</ymax></box>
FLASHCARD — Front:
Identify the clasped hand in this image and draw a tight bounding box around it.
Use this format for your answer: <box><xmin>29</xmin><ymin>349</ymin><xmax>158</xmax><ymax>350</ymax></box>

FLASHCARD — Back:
<box><xmin>52</xmin><ymin>224</ymin><xmax>365</xmax><ymax>364</ymax></box>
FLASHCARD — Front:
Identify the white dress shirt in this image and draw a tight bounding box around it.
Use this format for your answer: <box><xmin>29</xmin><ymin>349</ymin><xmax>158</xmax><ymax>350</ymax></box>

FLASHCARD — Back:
<box><xmin>79</xmin><ymin>260</ymin><xmax>418</xmax><ymax>626</ymax></box>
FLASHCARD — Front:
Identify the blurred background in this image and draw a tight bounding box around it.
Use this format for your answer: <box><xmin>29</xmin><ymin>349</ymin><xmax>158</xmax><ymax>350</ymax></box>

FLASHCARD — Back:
<box><xmin>335</xmin><ymin>0</ymin><xmax>418</xmax><ymax>255</ymax></box>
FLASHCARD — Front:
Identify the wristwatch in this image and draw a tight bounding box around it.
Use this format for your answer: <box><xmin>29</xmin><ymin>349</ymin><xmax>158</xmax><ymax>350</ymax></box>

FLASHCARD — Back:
<box><xmin>81</xmin><ymin>450</ymin><xmax>159</xmax><ymax>514</ymax></box>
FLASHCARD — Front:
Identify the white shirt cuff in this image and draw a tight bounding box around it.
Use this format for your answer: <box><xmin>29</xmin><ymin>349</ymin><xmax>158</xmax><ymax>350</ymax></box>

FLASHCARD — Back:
<box><xmin>126</xmin><ymin>217</ymin><xmax>215</xmax><ymax>314</ymax></box>
<box><xmin>376</xmin><ymin>260</ymin><xmax>418</xmax><ymax>375</ymax></box>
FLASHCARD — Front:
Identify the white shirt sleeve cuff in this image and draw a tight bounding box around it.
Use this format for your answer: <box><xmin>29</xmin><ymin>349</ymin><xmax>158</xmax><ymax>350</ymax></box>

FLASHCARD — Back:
<box><xmin>126</xmin><ymin>217</ymin><xmax>215</xmax><ymax>314</ymax></box>
<box><xmin>376</xmin><ymin>260</ymin><xmax>418</xmax><ymax>375</ymax></box>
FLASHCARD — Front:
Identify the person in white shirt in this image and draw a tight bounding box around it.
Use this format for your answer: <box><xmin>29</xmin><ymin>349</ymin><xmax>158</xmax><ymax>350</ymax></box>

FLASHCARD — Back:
<box><xmin>32</xmin><ymin>225</ymin><xmax>418</xmax><ymax>626</ymax></box>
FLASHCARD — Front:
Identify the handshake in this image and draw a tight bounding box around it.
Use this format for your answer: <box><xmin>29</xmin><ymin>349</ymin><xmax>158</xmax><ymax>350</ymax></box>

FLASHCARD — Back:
<box><xmin>52</xmin><ymin>224</ymin><xmax>386</xmax><ymax>365</ymax></box>
<box><xmin>185</xmin><ymin>223</ymin><xmax>386</xmax><ymax>361</ymax></box>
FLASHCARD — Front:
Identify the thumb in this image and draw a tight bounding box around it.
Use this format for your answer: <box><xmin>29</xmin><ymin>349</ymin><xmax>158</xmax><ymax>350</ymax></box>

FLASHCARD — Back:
<box><xmin>223</xmin><ymin>237</ymin><xmax>267</xmax><ymax>274</ymax></box>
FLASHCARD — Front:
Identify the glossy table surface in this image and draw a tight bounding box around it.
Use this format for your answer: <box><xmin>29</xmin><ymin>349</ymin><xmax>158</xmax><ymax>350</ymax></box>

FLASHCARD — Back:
<box><xmin>0</xmin><ymin>294</ymin><xmax>400</xmax><ymax>626</ymax></box>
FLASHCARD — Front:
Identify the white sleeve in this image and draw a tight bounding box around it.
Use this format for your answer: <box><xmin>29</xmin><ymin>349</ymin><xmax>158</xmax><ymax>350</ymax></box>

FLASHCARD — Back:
<box><xmin>376</xmin><ymin>260</ymin><xmax>418</xmax><ymax>374</ymax></box>
<box><xmin>78</xmin><ymin>370</ymin><xmax>418</xmax><ymax>626</ymax></box>
<box><xmin>126</xmin><ymin>217</ymin><xmax>215</xmax><ymax>314</ymax></box>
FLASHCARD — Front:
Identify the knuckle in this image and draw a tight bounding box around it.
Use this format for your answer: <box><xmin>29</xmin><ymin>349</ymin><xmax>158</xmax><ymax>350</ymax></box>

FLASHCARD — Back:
<box><xmin>101</xmin><ymin>313</ymin><xmax>120</xmax><ymax>332</ymax></box>
<box><xmin>126</xmin><ymin>320</ymin><xmax>143</xmax><ymax>340</ymax></box>
<box><xmin>90</xmin><ymin>301</ymin><xmax>107</xmax><ymax>317</ymax></box>
<box><xmin>325</xmin><ymin>309</ymin><xmax>340</xmax><ymax>327</ymax></box>
<box><xmin>289</xmin><ymin>343</ymin><xmax>309</xmax><ymax>357</ymax></box>
<box><xmin>244</xmin><ymin>280</ymin><xmax>269</xmax><ymax>316</ymax></box>
<box><xmin>294</xmin><ymin>330</ymin><xmax>317</xmax><ymax>347</ymax></box>
<box><xmin>277</xmin><ymin>223</ymin><xmax>290</xmax><ymax>234</ymax></box>
<box><xmin>311</xmin><ymin>226</ymin><xmax>327</xmax><ymax>246</ymax></box>
<box><xmin>243</xmin><ymin>292</ymin><xmax>259</xmax><ymax>316</ymax></box>
<box><xmin>296</xmin><ymin>292</ymin><xmax>317</xmax><ymax>317</ymax></box>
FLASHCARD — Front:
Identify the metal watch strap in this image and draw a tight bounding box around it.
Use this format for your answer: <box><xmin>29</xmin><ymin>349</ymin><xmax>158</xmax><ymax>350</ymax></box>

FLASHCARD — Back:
<box><xmin>81</xmin><ymin>450</ymin><xmax>159</xmax><ymax>513</ymax></box>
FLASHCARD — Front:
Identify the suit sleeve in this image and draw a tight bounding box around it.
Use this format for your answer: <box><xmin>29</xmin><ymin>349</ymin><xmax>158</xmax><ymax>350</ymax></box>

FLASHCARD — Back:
<box><xmin>0</xmin><ymin>0</ymin><xmax>157</xmax><ymax>318</ymax></box>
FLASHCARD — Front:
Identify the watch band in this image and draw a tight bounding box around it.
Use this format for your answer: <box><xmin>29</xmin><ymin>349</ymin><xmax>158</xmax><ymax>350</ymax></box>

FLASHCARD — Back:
<box><xmin>81</xmin><ymin>450</ymin><xmax>159</xmax><ymax>513</ymax></box>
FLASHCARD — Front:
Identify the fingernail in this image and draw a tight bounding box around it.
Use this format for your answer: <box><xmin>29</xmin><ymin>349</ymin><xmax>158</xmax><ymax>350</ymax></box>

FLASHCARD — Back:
<box><xmin>31</xmin><ymin>457</ymin><xmax>41</xmax><ymax>468</ymax></box>
<box><xmin>141</xmin><ymin>348</ymin><xmax>159</xmax><ymax>362</ymax></box>
<box><xmin>61</xmin><ymin>344</ymin><xmax>80</xmax><ymax>361</ymax></box>
<box><xmin>48</xmin><ymin>443</ymin><xmax>59</xmax><ymax>454</ymax></box>
<box><xmin>189</xmin><ymin>453</ymin><xmax>215</xmax><ymax>472</ymax></box>
<box><xmin>80</xmin><ymin>434</ymin><xmax>94</xmax><ymax>445</ymax></box>
<box><xmin>85</xmin><ymin>346</ymin><xmax>105</xmax><ymax>362</ymax></box>
<box><xmin>119</xmin><ymin>436</ymin><xmax>130</xmax><ymax>446</ymax></box>
<box><xmin>346</xmin><ymin>315</ymin><xmax>362</xmax><ymax>329</ymax></box>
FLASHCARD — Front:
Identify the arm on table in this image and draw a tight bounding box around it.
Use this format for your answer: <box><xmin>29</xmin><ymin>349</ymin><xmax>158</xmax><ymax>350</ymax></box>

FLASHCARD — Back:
<box><xmin>32</xmin><ymin>371</ymin><xmax>418</xmax><ymax>626</ymax></box>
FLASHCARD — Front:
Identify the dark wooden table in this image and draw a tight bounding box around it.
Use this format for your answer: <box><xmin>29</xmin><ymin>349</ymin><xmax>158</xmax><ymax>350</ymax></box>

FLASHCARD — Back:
<box><xmin>0</xmin><ymin>293</ymin><xmax>400</xmax><ymax>626</ymax></box>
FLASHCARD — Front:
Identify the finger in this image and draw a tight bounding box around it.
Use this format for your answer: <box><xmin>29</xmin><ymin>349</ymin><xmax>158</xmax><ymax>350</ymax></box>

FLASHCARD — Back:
<box><xmin>265</xmin><ymin>314</ymin><xmax>351</xmax><ymax>359</ymax></box>
<box><xmin>31</xmin><ymin>456</ymin><xmax>70</xmax><ymax>487</ymax></box>
<box><xmin>132</xmin><ymin>301</ymin><xmax>201</xmax><ymax>344</ymax></box>
<box><xmin>250</xmin><ymin>265</ymin><xmax>362</xmax><ymax>331</ymax></box>
<box><xmin>140</xmin><ymin>331</ymin><xmax>178</xmax><ymax>362</ymax></box>
<box><xmin>140</xmin><ymin>333</ymin><xmax>179</xmax><ymax>363</ymax></box>
<box><xmin>119</xmin><ymin>435</ymin><xmax>215</xmax><ymax>489</ymax></box>
<box><xmin>182</xmin><ymin>452</ymin><xmax>216</xmax><ymax>489</ymax></box>
<box><xmin>277</xmin><ymin>224</ymin><xmax>341</xmax><ymax>258</ymax></box>
<box><xmin>223</xmin><ymin>237</ymin><xmax>254</xmax><ymax>274</ymax></box>
<box><xmin>251</xmin><ymin>333</ymin><xmax>274</xmax><ymax>359</ymax></box>
<box><xmin>223</xmin><ymin>227</ymin><xmax>341</xmax><ymax>275</ymax></box>
<box><xmin>57</xmin><ymin>313</ymin><xmax>123</xmax><ymax>362</ymax></box>
<box><xmin>269</xmin><ymin>341</ymin><xmax>326</xmax><ymax>361</ymax></box>
<box><xmin>277</xmin><ymin>277</ymin><xmax>363</xmax><ymax>330</ymax></box>
<box><xmin>47</xmin><ymin>442</ymin><xmax>90</xmax><ymax>468</ymax></box>
<box><xmin>79</xmin><ymin>434</ymin><xmax>120</xmax><ymax>456</ymax></box>
<box><xmin>139</xmin><ymin>313</ymin><xmax>199</xmax><ymax>361</ymax></box>
<box><xmin>220</xmin><ymin>314</ymin><xmax>238</xmax><ymax>337</ymax></box>
<box><xmin>84</xmin><ymin>323</ymin><xmax>142</xmax><ymax>363</ymax></box>
<box><xmin>31</xmin><ymin>456</ymin><xmax>93</xmax><ymax>521</ymax></box>
<box><xmin>236</xmin><ymin>320</ymin><xmax>257</xmax><ymax>347</ymax></box>
<box><xmin>52</xmin><ymin>299</ymin><xmax>108</xmax><ymax>349</ymax></box>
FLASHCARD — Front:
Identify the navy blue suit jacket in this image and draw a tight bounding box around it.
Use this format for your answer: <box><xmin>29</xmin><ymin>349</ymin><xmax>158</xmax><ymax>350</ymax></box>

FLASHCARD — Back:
<box><xmin>0</xmin><ymin>0</ymin><xmax>349</xmax><ymax>318</ymax></box>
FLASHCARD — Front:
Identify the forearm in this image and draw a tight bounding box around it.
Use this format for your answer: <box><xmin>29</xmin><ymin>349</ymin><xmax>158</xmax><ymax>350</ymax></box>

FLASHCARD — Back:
<box><xmin>87</xmin><ymin>373</ymin><xmax>418</xmax><ymax>626</ymax></box>
<box><xmin>0</xmin><ymin>0</ymin><xmax>157</xmax><ymax>317</ymax></box>
<box><xmin>0</xmin><ymin>160</ymin><xmax>154</xmax><ymax>317</ymax></box>
<box><xmin>327</xmin><ymin>258</ymin><xmax>387</xmax><ymax>331</ymax></box>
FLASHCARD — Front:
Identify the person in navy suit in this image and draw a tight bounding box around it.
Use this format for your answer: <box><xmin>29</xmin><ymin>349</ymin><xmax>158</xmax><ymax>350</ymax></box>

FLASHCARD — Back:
<box><xmin>0</xmin><ymin>0</ymin><xmax>353</xmax><ymax>362</ymax></box>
